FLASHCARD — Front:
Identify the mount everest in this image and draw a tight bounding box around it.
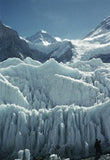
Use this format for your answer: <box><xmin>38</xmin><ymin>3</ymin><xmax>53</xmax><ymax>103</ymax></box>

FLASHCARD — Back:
<box><xmin>0</xmin><ymin>17</ymin><xmax>110</xmax><ymax>160</ymax></box>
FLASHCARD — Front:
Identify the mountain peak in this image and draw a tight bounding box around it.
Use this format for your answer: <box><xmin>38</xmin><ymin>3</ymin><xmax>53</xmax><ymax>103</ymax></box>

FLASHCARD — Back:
<box><xmin>84</xmin><ymin>16</ymin><xmax>110</xmax><ymax>39</ymax></box>
<box><xmin>103</xmin><ymin>16</ymin><xmax>110</xmax><ymax>23</ymax></box>
<box><xmin>39</xmin><ymin>30</ymin><xmax>47</xmax><ymax>34</ymax></box>
<box><xmin>97</xmin><ymin>16</ymin><xmax>110</xmax><ymax>31</ymax></box>
<box><xmin>26</xmin><ymin>30</ymin><xmax>56</xmax><ymax>45</ymax></box>
<box><xmin>0</xmin><ymin>21</ymin><xmax>18</xmax><ymax>38</ymax></box>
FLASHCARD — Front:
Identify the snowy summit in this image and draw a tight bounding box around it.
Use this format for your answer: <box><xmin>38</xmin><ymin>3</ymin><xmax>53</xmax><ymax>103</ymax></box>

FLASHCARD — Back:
<box><xmin>26</xmin><ymin>30</ymin><xmax>57</xmax><ymax>45</ymax></box>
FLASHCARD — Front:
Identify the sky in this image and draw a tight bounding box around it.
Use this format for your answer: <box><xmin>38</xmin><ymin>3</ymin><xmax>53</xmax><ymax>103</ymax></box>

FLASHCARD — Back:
<box><xmin>0</xmin><ymin>0</ymin><xmax>110</xmax><ymax>39</ymax></box>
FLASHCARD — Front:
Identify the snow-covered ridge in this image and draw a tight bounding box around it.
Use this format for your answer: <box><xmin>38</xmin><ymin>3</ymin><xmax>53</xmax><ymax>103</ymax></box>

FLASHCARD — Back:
<box><xmin>84</xmin><ymin>16</ymin><xmax>110</xmax><ymax>39</ymax></box>
<box><xmin>66</xmin><ymin>16</ymin><xmax>110</xmax><ymax>63</ymax></box>
<box><xmin>26</xmin><ymin>30</ymin><xmax>57</xmax><ymax>47</ymax></box>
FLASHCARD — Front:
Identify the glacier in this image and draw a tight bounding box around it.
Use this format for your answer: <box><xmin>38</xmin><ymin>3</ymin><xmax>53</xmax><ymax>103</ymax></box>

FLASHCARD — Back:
<box><xmin>0</xmin><ymin>57</ymin><xmax>110</xmax><ymax>159</ymax></box>
<box><xmin>70</xmin><ymin>16</ymin><xmax>110</xmax><ymax>63</ymax></box>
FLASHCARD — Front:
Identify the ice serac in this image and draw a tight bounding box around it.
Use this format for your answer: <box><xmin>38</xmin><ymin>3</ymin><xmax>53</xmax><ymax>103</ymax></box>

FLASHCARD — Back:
<box><xmin>0</xmin><ymin>22</ymin><xmax>32</xmax><ymax>61</ymax></box>
<box><xmin>0</xmin><ymin>57</ymin><xmax>110</xmax><ymax>159</ymax></box>
<box><xmin>0</xmin><ymin>58</ymin><xmax>101</xmax><ymax>109</ymax></box>
<box><xmin>0</xmin><ymin>73</ymin><xmax>29</xmax><ymax>108</ymax></box>
<box><xmin>0</xmin><ymin>101</ymin><xmax>110</xmax><ymax>159</ymax></box>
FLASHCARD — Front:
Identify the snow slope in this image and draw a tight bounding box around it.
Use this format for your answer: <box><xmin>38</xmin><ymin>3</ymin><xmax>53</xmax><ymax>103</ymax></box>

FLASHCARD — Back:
<box><xmin>69</xmin><ymin>16</ymin><xmax>110</xmax><ymax>63</ymax></box>
<box><xmin>0</xmin><ymin>57</ymin><xmax>110</xmax><ymax>159</ymax></box>
<box><xmin>84</xmin><ymin>16</ymin><xmax>110</xmax><ymax>43</ymax></box>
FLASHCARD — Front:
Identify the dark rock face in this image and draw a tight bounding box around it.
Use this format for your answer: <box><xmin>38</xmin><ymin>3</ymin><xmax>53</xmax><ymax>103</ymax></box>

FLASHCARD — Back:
<box><xmin>30</xmin><ymin>49</ymin><xmax>49</xmax><ymax>62</ymax></box>
<box><xmin>95</xmin><ymin>54</ymin><xmax>110</xmax><ymax>63</ymax></box>
<box><xmin>50</xmin><ymin>42</ymin><xmax>74</xmax><ymax>62</ymax></box>
<box><xmin>31</xmin><ymin>46</ymin><xmax>73</xmax><ymax>63</ymax></box>
<box><xmin>0</xmin><ymin>22</ymin><xmax>32</xmax><ymax>61</ymax></box>
<box><xmin>56</xmin><ymin>48</ymin><xmax>73</xmax><ymax>62</ymax></box>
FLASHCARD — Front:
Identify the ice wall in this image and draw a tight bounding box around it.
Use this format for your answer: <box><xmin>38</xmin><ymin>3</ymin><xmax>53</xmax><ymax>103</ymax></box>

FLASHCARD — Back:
<box><xmin>0</xmin><ymin>58</ymin><xmax>104</xmax><ymax>109</ymax></box>
<box><xmin>0</xmin><ymin>73</ymin><xmax>29</xmax><ymax>108</ymax></box>
<box><xmin>0</xmin><ymin>102</ymin><xmax>110</xmax><ymax>159</ymax></box>
<box><xmin>0</xmin><ymin>57</ymin><xmax>110</xmax><ymax>159</ymax></box>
